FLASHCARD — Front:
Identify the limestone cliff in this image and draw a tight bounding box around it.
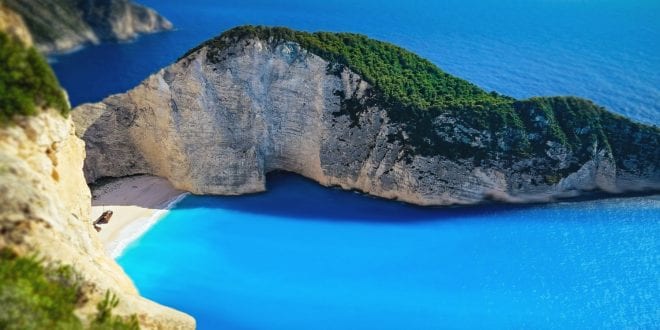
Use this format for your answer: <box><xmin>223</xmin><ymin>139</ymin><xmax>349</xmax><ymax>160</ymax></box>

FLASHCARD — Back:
<box><xmin>0</xmin><ymin>111</ymin><xmax>194</xmax><ymax>329</ymax></box>
<box><xmin>5</xmin><ymin>0</ymin><xmax>172</xmax><ymax>54</ymax></box>
<box><xmin>0</xmin><ymin>15</ymin><xmax>193</xmax><ymax>328</ymax></box>
<box><xmin>73</xmin><ymin>27</ymin><xmax>660</xmax><ymax>206</ymax></box>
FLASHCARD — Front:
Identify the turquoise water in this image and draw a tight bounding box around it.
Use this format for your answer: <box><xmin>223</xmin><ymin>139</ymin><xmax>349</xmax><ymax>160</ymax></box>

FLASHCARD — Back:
<box><xmin>48</xmin><ymin>0</ymin><xmax>660</xmax><ymax>328</ymax></box>
<box><xmin>118</xmin><ymin>174</ymin><xmax>660</xmax><ymax>329</ymax></box>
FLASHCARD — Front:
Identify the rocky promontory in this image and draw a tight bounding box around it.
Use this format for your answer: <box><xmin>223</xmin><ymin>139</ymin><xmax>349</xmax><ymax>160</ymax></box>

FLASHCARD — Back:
<box><xmin>73</xmin><ymin>26</ymin><xmax>659</xmax><ymax>206</ymax></box>
<box><xmin>5</xmin><ymin>0</ymin><xmax>172</xmax><ymax>54</ymax></box>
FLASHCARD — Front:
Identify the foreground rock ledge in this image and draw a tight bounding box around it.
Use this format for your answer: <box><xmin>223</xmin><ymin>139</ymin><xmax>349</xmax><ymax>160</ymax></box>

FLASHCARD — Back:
<box><xmin>0</xmin><ymin>8</ymin><xmax>193</xmax><ymax>328</ymax></box>
<box><xmin>0</xmin><ymin>111</ymin><xmax>195</xmax><ymax>329</ymax></box>
<box><xmin>73</xmin><ymin>31</ymin><xmax>660</xmax><ymax>206</ymax></box>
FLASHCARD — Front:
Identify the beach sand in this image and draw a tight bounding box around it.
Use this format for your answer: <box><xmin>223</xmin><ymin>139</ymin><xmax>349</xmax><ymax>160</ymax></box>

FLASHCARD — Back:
<box><xmin>91</xmin><ymin>175</ymin><xmax>187</xmax><ymax>258</ymax></box>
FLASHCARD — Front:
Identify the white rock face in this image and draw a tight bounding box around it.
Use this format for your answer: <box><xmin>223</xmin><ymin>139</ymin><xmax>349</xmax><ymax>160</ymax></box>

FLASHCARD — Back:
<box><xmin>74</xmin><ymin>38</ymin><xmax>660</xmax><ymax>206</ymax></box>
<box><xmin>0</xmin><ymin>111</ymin><xmax>194</xmax><ymax>329</ymax></box>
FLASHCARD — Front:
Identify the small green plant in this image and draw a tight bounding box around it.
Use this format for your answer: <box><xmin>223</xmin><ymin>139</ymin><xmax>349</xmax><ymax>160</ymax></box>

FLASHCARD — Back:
<box><xmin>0</xmin><ymin>248</ymin><xmax>139</xmax><ymax>329</ymax></box>
<box><xmin>0</xmin><ymin>248</ymin><xmax>82</xmax><ymax>330</ymax></box>
<box><xmin>91</xmin><ymin>291</ymin><xmax>139</xmax><ymax>330</ymax></box>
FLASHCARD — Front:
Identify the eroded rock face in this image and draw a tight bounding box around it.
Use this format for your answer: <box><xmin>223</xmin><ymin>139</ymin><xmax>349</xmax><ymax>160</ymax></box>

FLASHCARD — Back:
<box><xmin>0</xmin><ymin>111</ymin><xmax>194</xmax><ymax>329</ymax></box>
<box><xmin>5</xmin><ymin>0</ymin><xmax>172</xmax><ymax>54</ymax></box>
<box><xmin>74</xmin><ymin>38</ymin><xmax>660</xmax><ymax>206</ymax></box>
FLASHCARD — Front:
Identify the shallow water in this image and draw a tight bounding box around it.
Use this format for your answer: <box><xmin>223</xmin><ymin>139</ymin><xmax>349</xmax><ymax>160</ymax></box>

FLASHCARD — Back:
<box><xmin>52</xmin><ymin>0</ymin><xmax>660</xmax><ymax>125</ymax></box>
<box><xmin>118</xmin><ymin>173</ymin><xmax>660</xmax><ymax>329</ymax></box>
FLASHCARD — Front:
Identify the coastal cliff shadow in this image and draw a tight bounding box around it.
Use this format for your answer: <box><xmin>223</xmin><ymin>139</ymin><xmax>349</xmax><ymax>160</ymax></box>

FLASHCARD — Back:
<box><xmin>171</xmin><ymin>172</ymin><xmax>548</xmax><ymax>223</ymax></box>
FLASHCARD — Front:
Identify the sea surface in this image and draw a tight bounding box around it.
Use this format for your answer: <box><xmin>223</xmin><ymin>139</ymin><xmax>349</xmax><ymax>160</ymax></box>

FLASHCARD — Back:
<box><xmin>49</xmin><ymin>0</ymin><xmax>660</xmax><ymax>328</ymax></box>
<box><xmin>117</xmin><ymin>174</ymin><xmax>660</xmax><ymax>329</ymax></box>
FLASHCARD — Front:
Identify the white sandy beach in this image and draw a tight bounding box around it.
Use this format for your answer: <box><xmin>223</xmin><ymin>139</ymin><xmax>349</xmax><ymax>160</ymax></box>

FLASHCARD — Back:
<box><xmin>91</xmin><ymin>175</ymin><xmax>187</xmax><ymax>258</ymax></box>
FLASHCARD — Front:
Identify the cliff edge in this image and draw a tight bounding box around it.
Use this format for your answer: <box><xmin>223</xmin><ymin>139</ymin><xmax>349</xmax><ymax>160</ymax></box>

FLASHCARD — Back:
<box><xmin>74</xmin><ymin>26</ymin><xmax>659</xmax><ymax>206</ymax></box>
<box><xmin>0</xmin><ymin>14</ymin><xmax>193</xmax><ymax>328</ymax></box>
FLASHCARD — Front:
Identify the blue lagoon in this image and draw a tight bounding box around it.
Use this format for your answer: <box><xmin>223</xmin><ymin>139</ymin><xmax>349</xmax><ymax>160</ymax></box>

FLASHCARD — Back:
<box><xmin>118</xmin><ymin>174</ymin><xmax>660</xmax><ymax>329</ymax></box>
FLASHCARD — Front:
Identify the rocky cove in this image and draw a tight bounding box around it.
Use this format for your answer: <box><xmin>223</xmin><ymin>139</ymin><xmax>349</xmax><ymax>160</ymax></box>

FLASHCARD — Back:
<box><xmin>0</xmin><ymin>6</ymin><xmax>659</xmax><ymax>329</ymax></box>
<box><xmin>74</xmin><ymin>27</ymin><xmax>659</xmax><ymax>206</ymax></box>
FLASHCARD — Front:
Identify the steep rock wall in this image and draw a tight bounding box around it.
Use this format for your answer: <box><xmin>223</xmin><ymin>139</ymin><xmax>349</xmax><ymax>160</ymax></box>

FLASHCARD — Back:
<box><xmin>0</xmin><ymin>111</ymin><xmax>194</xmax><ymax>328</ymax></box>
<box><xmin>74</xmin><ymin>38</ymin><xmax>660</xmax><ymax>206</ymax></box>
<box><xmin>0</xmin><ymin>9</ymin><xmax>193</xmax><ymax>328</ymax></box>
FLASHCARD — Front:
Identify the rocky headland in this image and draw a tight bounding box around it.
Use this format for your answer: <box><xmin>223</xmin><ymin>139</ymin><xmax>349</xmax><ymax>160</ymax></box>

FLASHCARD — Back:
<box><xmin>74</xmin><ymin>26</ymin><xmax>659</xmax><ymax>206</ymax></box>
<box><xmin>4</xmin><ymin>0</ymin><xmax>172</xmax><ymax>54</ymax></box>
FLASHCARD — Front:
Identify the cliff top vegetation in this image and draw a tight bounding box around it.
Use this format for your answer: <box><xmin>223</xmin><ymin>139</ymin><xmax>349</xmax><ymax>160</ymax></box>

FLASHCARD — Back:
<box><xmin>0</xmin><ymin>32</ymin><xmax>68</xmax><ymax>125</ymax></box>
<box><xmin>184</xmin><ymin>26</ymin><xmax>659</xmax><ymax>167</ymax></box>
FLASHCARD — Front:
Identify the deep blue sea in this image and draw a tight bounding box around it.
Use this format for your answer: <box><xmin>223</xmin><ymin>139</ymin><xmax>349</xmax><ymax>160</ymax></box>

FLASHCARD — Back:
<box><xmin>49</xmin><ymin>0</ymin><xmax>660</xmax><ymax>328</ymax></box>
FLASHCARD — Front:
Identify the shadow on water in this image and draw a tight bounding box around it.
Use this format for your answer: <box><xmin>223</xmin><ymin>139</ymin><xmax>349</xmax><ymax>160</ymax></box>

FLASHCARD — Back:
<box><xmin>92</xmin><ymin>172</ymin><xmax>658</xmax><ymax>223</ymax></box>
<box><xmin>171</xmin><ymin>172</ymin><xmax>552</xmax><ymax>223</ymax></box>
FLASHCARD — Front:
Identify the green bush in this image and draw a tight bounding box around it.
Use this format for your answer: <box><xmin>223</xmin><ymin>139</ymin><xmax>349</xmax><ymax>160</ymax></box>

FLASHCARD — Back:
<box><xmin>0</xmin><ymin>248</ymin><xmax>139</xmax><ymax>330</ymax></box>
<box><xmin>0</xmin><ymin>32</ymin><xmax>69</xmax><ymax>125</ymax></box>
<box><xmin>186</xmin><ymin>26</ymin><xmax>504</xmax><ymax>112</ymax></box>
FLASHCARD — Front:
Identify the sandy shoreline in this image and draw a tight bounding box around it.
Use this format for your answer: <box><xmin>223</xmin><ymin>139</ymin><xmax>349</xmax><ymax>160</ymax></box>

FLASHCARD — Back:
<box><xmin>91</xmin><ymin>175</ymin><xmax>187</xmax><ymax>258</ymax></box>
